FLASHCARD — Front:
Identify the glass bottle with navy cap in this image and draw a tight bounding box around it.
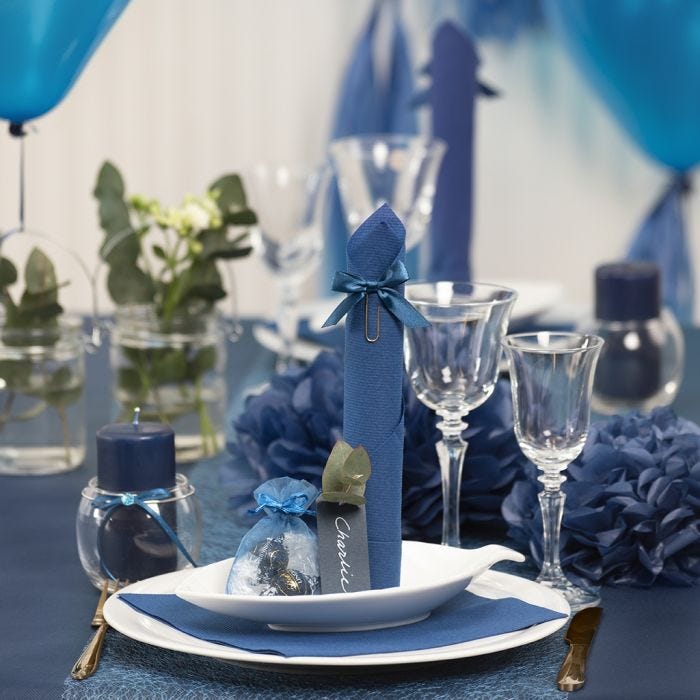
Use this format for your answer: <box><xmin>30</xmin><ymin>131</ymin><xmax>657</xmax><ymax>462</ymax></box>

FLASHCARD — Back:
<box><xmin>589</xmin><ymin>262</ymin><xmax>684</xmax><ymax>415</ymax></box>
<box><xmin>76</xmin><ymin>410</ymin><xmax>202</xmax><ymax>588</ymax></box>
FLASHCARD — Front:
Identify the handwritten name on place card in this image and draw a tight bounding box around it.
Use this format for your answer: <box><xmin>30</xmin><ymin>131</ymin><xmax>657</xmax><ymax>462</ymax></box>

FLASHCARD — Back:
<box><xmin>316</xmin><ymin>501</ymin><xmax>371</xmax><ymax>594</ymax></box>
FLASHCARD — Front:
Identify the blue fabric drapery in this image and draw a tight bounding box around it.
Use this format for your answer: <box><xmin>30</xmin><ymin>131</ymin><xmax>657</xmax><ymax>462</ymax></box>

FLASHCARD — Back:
<box><xmin>322</xmin><ymin>0</ymin><xmax>418</xmax><ymax>291</ymax></box>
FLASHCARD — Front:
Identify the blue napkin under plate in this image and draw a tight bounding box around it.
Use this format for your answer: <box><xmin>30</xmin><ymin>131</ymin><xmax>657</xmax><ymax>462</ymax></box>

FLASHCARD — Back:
<box><xmin>119</xmin><ymin>590</ymin><xmax>566</xmax><ymax>658</ymax></box>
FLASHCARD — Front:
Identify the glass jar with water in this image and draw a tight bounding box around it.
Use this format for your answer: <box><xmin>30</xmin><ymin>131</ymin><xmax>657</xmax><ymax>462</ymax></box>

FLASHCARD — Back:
<box><xmin>110</xmin><ymin>303</ymin><xmax>226</xmax><ymax>461</ymax></box>
<box><xmin>0</xmin><ymin>318</ymin><xmax>86</xmax><ymax>474</ymax></box>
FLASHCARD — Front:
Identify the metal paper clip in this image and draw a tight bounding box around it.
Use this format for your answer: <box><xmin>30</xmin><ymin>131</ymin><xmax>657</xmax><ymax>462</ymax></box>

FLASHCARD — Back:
<box><xmin>364</xmin><ymin>295</ymin><xmax>380</xmax><ymax>343</ymax></box>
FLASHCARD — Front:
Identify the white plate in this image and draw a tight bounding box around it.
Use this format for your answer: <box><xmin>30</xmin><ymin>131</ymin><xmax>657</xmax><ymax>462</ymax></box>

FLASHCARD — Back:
<box><xmin>175</xmin><ymin>542</ymin><xmax>524</xmax><ymax>631</ymax></box>
<box><xmin>104</xmin><ymin>567</ymin><xmax>569</xmax><ymax>671</ymax></box>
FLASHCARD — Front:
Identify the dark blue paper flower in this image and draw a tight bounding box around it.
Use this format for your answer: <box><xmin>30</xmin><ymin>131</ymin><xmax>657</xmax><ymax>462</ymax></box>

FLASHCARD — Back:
<box><xmin>502</xmin><ymin>407</ymin><xmax>700</xmax><ymax>587</ymax></box>
<box><xmin>222</xmin><ymin>351</ymin><xmax>528</xmax><ymax>540</ymax></box>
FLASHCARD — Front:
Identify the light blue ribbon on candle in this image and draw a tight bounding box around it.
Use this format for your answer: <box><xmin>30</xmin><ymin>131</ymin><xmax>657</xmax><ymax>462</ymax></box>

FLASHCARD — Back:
<box><xmin>93</xmin><ymin>488</ymin><xmax>197</xmax><ymax>581</ymax></box>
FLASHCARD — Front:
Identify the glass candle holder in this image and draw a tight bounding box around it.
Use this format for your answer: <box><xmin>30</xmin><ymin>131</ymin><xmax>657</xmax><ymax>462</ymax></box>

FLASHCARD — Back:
<box><xmin>589</xmin><ymin>262</ymin><xmax>685</xmax><ymax>415</ymax></box>
<box><xmin>76</xmin><ymin>473</ymin><xmax>202</xmax><ymax>589</ymax></box>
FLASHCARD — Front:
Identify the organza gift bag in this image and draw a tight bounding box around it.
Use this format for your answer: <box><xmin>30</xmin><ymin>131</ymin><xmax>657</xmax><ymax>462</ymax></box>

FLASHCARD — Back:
<box><xmin>226</xmin><ymin>477</ymin><xmax>320</xmax><ymax>596</ymax></box>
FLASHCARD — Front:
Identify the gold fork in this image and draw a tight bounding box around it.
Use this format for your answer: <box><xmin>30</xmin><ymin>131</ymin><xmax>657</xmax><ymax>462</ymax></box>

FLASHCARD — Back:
<box><xmin>71</xmin><ymin>578</ymin><xmax>126</xmax><ymax>680</ymax></box>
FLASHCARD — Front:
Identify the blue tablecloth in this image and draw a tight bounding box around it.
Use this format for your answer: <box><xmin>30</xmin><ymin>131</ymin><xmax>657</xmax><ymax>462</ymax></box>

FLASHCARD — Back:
<box><xmin>2</xmin><ymin>320</ymin><xmax>700</xmax><ymax>699</ymax></box>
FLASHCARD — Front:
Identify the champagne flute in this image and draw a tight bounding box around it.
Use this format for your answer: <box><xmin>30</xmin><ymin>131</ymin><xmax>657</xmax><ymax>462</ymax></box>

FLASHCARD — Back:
<box><xmin>404</xmin><ymin>282</ymin><xmax>517</xmax><ymax>547</ymax></box>
<box><xmin>502</xmin><ymin>331</ymin><xmax>603</xmax><ymax>609</ymax></box>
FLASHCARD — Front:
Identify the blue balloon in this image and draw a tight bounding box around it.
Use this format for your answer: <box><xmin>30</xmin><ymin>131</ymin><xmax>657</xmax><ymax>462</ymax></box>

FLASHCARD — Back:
<box><xmin>545</xmin><ymin>0</ymin><xmax>700</xmax><ymax>171</ymax></box>
<box><xmin>0</xmin><ymin>0</ymin><xmax>129</xmax><ymax>123</ymax></box>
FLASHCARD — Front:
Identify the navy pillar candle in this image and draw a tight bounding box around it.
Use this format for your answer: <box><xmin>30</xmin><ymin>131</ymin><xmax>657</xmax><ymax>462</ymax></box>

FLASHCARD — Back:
<box><xmin>96</xmin><ymin>415</ymin><xmax>178</xmax><ymax>581</ymax></box>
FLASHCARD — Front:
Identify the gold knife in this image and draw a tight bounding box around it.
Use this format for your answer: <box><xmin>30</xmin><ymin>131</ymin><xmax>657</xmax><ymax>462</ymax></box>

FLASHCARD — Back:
<box><xmin>557</xmin><ymin>607</ymin><xmax>603</xmax><ymax>692</ymax></box>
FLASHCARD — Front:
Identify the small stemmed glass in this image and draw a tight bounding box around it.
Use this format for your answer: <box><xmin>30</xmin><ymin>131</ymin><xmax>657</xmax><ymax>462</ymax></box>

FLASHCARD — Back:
<box><xmin>404</xmin><ymin>282</ymin><xmax>517</xmax><ymax>547</ymax></box>
<box><xmin>502</xmin><ymin>332</ymin><xmax>603</xmax><ymax>609</ymax></box>
<box><xmin>246</xmin><ymin>164</ymin><xmax>330</xmax><ymax>372</ymax></box>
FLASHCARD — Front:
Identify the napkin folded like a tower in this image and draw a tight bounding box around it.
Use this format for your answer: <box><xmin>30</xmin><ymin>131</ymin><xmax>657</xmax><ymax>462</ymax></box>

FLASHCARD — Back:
<box><xmin>426</xmin><ymin>22</ymin><xmax>479</xmax><ymax>282</ymax></box>
<box><xmin>342</xmin><ymin>204</ymin><xmax>406</xmax><ymax>589</ymax></box>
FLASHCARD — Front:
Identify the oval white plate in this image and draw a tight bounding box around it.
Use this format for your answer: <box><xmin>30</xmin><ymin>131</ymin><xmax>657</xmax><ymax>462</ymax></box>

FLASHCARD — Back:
<box><xmin>175</xmin><ymin>541</ymin><xmax>524</xmax><ymax>632</ymax></box>
<box><xmin>104</xmin><ymin>566</ymin><xmax>569</xmax><ymax>670</ymax></box>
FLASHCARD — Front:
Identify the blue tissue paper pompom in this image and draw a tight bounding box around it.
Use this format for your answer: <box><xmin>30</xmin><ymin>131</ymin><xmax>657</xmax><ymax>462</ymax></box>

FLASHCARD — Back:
<box><xmin>502</xmin><ymin>407</ymin><xmax>700</xmax><ymax>587</ymax></box>
<box><xmin>222</xmin><ymin>351</ymin><xmax>528</xmax><ymax>540</ymax></box>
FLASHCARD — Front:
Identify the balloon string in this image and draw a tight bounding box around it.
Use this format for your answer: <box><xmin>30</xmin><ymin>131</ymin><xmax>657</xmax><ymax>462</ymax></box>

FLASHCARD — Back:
<box><xmin>18</xmin><ymin>133</ymin><xmax>25</xmax><ymax>232</ymax></box>
<box><xmin>8</xmin><ymin>122</ymin><xmax>26</xmax><ymax>232</ymax></box>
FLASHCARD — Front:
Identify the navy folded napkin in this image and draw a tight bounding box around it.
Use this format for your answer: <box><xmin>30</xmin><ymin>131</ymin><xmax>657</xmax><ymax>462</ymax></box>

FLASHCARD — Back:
<box><xmin>119</xmin><ymin>590</ymin><xmax>565</xmax><ymax>658</ymax></box>
<box><xmin>322</xmin><ymin>0</ymin><xmax>419</xmax><ymax>290</ymax></box>
<box><xmin>423</xmin><ymin>22</ymin><xmax>479</xmax><ymax>282</ymax></box>
<box><xmin>339</xmin><ymin>205</ymin><xmax>409</xmax><ymax>589</ymax></box>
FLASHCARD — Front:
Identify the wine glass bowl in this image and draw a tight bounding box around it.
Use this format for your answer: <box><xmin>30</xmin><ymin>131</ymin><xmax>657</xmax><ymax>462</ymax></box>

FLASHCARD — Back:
<box><xmin>404</xmin><ymin>282</ymin><xmax>517</xmax><ymax>547</ymax></box>
<box><xmin>245</xmin><ymin>163</ymin><xmax>330</xmax><ymax>370</ymax></box>
<box><xmin>329</xmin><ymin>135</ymin><xmax>446</xmax><ymax>251</ymax></box>
<box><xmin>502</xmin><ymin>331</ymin><xmax>604</xmax><ymax>608</ymax></box>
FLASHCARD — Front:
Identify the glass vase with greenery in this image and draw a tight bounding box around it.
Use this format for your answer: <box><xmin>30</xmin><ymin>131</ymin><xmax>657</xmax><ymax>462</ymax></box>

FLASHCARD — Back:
<box><xmin>0</xmin><ymin>247</ymin><xmax>86</xmax><ymax>474</ymax></box>
<box><xmin>94</xmin><ymin>161</ymin><xmax>254</xmax><ymax>460</ymax></box>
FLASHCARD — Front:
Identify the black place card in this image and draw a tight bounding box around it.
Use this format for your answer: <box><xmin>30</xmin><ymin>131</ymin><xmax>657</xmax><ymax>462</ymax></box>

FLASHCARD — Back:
<box><xmin>316</xmin><ymin>501</ymin><xmax>370</xmax><ymax>594</ymax></box>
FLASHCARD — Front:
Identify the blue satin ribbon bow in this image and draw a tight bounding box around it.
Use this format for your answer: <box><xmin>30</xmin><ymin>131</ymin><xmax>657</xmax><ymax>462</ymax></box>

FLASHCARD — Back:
<box><xmin>249</xmin><ymin>491</ymin><xmax>316</xmax><ymax>516</ymax></box>
<box><xmin>322</xmin><ymin>258</ymin><xmax>429</xmax><ymax>329</ymax></box>
<box><xmin>93</xmin><ymin>488</ymin><xmax>198</xmax><ymax>581</ymax></box>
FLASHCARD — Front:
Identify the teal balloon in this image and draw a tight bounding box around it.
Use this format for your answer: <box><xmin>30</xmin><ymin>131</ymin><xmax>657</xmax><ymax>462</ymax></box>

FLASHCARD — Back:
<box><xmin>0</xmin><ymin>0</ymin><xmax>129</xmax><ymax>123</ymax></box>
<box><xmin>545</xmin><ymin>0</ymin><xmax>700</xmax><ymax>171</ymax></box>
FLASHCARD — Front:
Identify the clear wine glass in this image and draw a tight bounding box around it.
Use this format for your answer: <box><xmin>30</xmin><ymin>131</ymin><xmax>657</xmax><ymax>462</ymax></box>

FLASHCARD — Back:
<box><xmin>329</xmin><ymin>134</ymin><xmax>446</xmax><ymax>251</ymax></box>
<box><xmin>404</xmin><ymin>282</ymin><xmax>517</xmax><ymax>547</ymax></box>
<box><xmin>501</xmin><ymin>332</ymin><xmax>604</xmax><ymax>610</ymax></box>
<box><xmin>246</xmin><ymin>164</ymin><xmax>330</xmax><ymax>371</ymax></box>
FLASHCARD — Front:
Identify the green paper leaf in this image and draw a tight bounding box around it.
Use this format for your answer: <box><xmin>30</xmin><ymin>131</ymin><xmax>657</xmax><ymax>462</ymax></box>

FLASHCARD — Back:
<box><xmin>318</xmin><ymin>490</ymin><xmax>366</xmax><ymax>506</ymax></box>
<box><xmin>320</xmin><ymin>440</ymin><xmax>371</xmax><ymax>504</ymax></box>
<box><xmin>342</xmin><ymin>445</ymin><xmax>372</xmax><ymax>485</ymax></box>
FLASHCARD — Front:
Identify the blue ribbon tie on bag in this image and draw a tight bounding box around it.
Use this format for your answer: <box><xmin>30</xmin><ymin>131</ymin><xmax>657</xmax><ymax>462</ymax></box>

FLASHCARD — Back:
<box><xmin>249</xmin><ymin>491</ymin><xmax>316</xmax><ymax>516</ymax></box>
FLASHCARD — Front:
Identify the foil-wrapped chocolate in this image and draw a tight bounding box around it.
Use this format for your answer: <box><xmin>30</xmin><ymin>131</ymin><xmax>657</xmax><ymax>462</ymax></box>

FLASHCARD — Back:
<box><xmin>252</xmin><ymin>536</ymin><xmax>289</xmax><ymax>582</ymax></box>
<box><xmin>268</xmin><ymin>569</ymin><xmax>319</xmax><ymax>596</ymax></box>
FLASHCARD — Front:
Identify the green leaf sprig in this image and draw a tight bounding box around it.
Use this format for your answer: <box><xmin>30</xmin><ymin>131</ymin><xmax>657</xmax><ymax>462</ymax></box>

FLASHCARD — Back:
<box><xmin>93</xmin><ymin>161</ymin><xmax>254</xmax><ymax>324</ymax></box>
<box><xmin>0</xmin><ymin>247</ymin><xmax>81</xmax><ymax>466</ymax></box>
<box><xmin>0</xmin><ymin>247</ymin><xmax>66</xmax><ymax>331</ymax></box>
<box><xmin>319</xmin><ymin>440</ymin><xmax>372</xmax><ymax>506</ymax></box>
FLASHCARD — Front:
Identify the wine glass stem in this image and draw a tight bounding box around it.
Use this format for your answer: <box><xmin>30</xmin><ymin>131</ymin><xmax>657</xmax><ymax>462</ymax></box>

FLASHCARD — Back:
<box><xmin>435</xmin><ymin>413</ymin><xmax>468</xmax><ymax>548</ymax></box>
<box><xmin>275</xmin><ymin>278</ymin><xmax>301</xmax><ymax>372</ymax></box>
<box><xmin>537</xmin><ymin>472</ymin><xmax>567</xmax><ymax>583</ymax></box>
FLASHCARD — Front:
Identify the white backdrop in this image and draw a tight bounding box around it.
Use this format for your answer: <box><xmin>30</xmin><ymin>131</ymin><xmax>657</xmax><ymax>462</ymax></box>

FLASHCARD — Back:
<box><xmin>0</xmin><ymin>0</ymin><xmax>692</xmax><ymax>319</ymax></box>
